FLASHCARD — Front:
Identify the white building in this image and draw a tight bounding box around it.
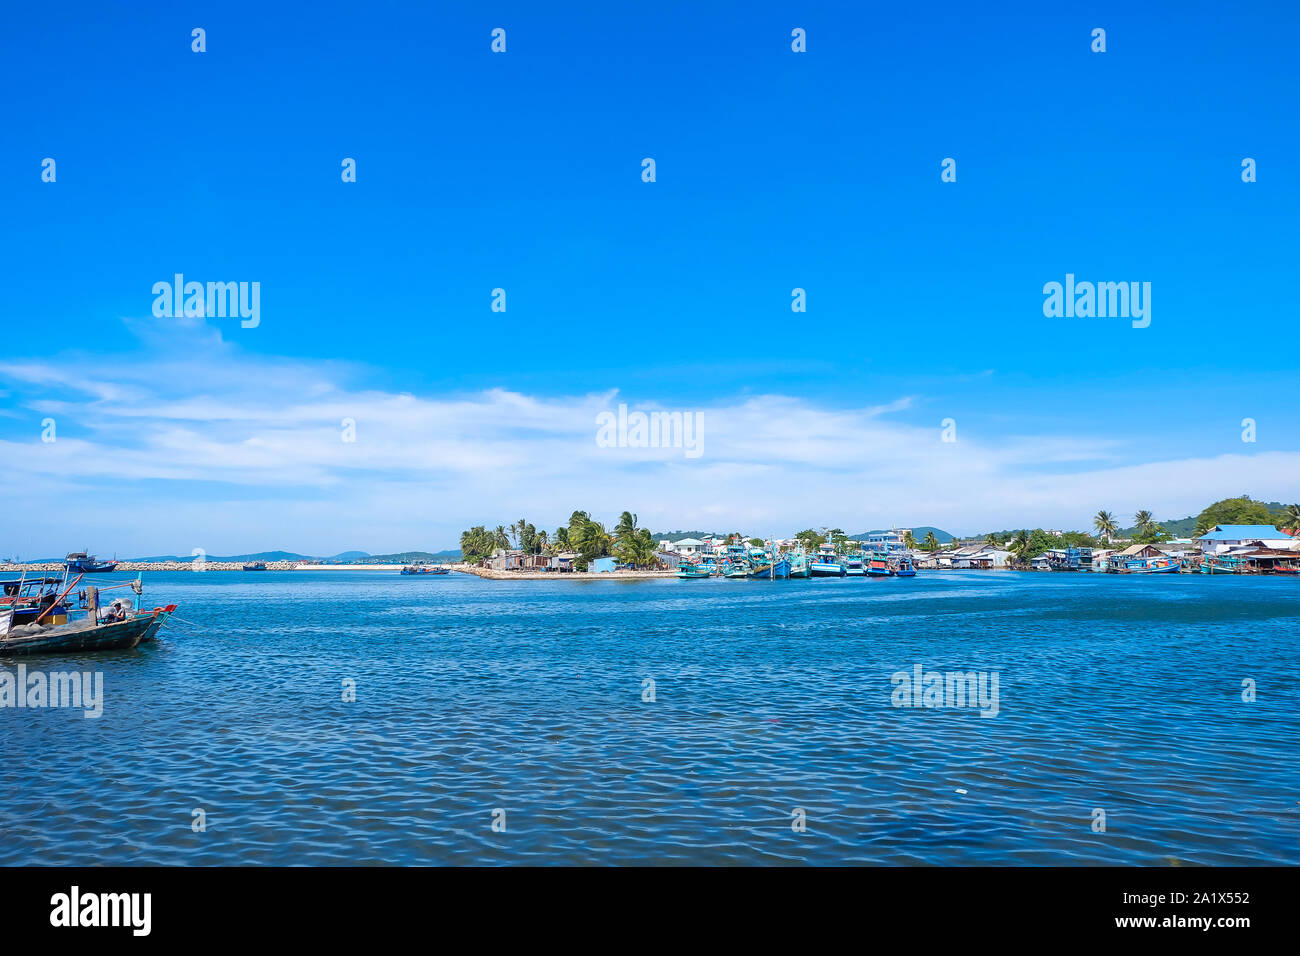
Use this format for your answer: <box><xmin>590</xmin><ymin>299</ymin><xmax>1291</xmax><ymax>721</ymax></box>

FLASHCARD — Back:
<box><xmin>1195</xmin><ymin>525</ymin><xmax>1297</xmax><ymax>554</ymax></box>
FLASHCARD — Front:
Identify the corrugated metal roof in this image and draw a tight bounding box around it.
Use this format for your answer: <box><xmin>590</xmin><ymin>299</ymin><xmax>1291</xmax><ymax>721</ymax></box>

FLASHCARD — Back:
<box><xmin>1198</xmin><ymin>525</ymin><xmax>1283</xmax><ymax>540</ymax></box>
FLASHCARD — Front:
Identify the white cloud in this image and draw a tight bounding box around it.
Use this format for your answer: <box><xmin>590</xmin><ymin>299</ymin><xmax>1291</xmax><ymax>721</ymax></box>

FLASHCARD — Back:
<box><xmin>1</xmin><ymin>328</ymin><xmax>1297</xmax><ymax>555</ymax></box>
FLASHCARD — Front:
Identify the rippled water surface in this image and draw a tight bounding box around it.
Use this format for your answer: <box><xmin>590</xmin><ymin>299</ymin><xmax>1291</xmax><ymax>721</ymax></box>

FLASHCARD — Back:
<box><xmin>3</xmin><ymin>570</ymin><xmax>1298</xmax><ymax>865</ymax></box>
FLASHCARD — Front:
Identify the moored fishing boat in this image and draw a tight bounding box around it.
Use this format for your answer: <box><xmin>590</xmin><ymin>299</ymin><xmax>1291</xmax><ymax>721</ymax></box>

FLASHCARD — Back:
<box><xmin>242</xmin><ymin>561</ymin><xmax>268</xmax><ymax>571</ymax></box>
<box><xmin>1</xmin><ymin>576</ymin><xmax>71</xmax><ymax>627</ymax></box>
<box><xmin>675</xmin><ymin>562</ymin><xmax>712</xmax><ymax>579</ymax></box>
<box><xmin>809</xmin><ymin>544</ymin><xmax>845</xmax><ymax>577</ymax></box>
<box><xmin>1199</xmin><ymin>555</ymin><xmax>1242</xmax><ymax>574</ymax></box>
<box><xmin>787</xmin><ymin>550</ymin><xmax>810</xmax><ymax>578</ymax></box>
<box><xmin>844</xmin><ymin>554</ymin><xmax>866</xmax><ymax>576</ymax></box>
<box><xmin>865</xmin><ymin>552</ymin><xmax>893</xmax><ymax>577</ymax></box>
<box><xmin>0</xmin><ymin>575</ymin><xmax>177</xmax><ymax>656</ymax></box>
<box><xmin>1115</xmin><ymin>556</ymin><xmax>1181</xmax><ymax>573</ymax></box>
<box><xmin>893</xmin><ymin>556</ymin><xmax>917</xmax><ymax>577</ymax></box>
<box><xmin>64</xmin><ymin>551</ymin><xmax>117</xmax><ymax>573</ymax></box>
<box><xmin>400</xmin><ymin>564</ymin><xmax>449</xmax><ymax>575</ymax></box>
<box><xmin>0</xmin><ymin>604</ymin><xmax>177</xmax><ymax>655</ymax></box>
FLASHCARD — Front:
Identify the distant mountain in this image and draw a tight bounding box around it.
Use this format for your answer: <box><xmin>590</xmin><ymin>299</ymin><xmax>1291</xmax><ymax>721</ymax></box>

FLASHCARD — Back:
<box><xmin>1117</xmin><ymin>501</ymin><xmax>1289</xmax><ymax>539</ymax></box>
<box><xmin>650</xmin><ymin>531</ymin><xmax>727</xmax><ymax>541</ymax></box>
<box><xmin>360</xmin><ymin>550</ymin><xmax>461</xmax><ymax>563</ymax></box>
<box><xmin>852</xmin><ymin>527</ymin><xmax>953</xmax><ymax>544</ymax></box>
<box><xmin>327</xmin><ymin>551</ymin><xmax>370</xmax><ymax>561</ymax></box>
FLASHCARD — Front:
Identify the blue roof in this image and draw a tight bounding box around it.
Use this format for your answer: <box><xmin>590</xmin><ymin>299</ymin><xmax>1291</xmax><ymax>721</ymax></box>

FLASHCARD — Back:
<box><xmin>1198</xmin><ymin>524</ymin><xmax>1283</xmax><ymax>540</ymax></box>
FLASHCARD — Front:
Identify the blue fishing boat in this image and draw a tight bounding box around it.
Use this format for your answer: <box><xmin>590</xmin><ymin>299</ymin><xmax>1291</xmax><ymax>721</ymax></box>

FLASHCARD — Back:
<box><xmin>809</xmin><ymin>544</ymin><xmax>845</xmax><ymax>577</ymax></box>
<box><xmin>65</xmin><ymin>551</ymin><xmax>118</xmax><ymax>573</ymax></box>
<box><xmin>746</xmin><ymin>547</ymin><xmax>791</xmax><ymax>579</ymax></box>
<box><xmin>865</xmin><ymin>551</ymin><xmax>893</xmax><ymax>577</ymax></box>
<box><xmin>1199</xmin><ymin>555</ymin><xmax>1241</xmax><ymax>575</ymax></box>
<box><xmin>844</xmin><ymin>554</ymin><xmax>866</xmax><ymax>576</ymax></box>
<box><xmin>893</xmin><ymin>556</ymin><xmax>917</xmax><ymax>577</ymax></box>
<box><xmin>787</xmin><ymin>550</ymin><xmax>810</xmax><ymax>578</ymax></box>
<box><xmin>676</xmin><ymin>562</ymin><xmax>712</xmax><ymax>579</ymax></box>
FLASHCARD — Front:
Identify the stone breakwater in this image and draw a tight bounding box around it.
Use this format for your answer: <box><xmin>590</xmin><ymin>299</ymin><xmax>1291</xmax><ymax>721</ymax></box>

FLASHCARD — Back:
<box><xmin>0</xmin><ymin>561</ymin><xmax>300</xmax><ymax>573</ymax></box>
<box><xmin>457</xmin><ymin>565</ymin><xmax>677</xmax><ymax>581</ymax></box>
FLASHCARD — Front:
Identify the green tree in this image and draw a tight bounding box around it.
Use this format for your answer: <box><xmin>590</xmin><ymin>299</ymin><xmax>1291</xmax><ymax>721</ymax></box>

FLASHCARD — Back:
<box><xmin>1093</xmin><ymin>510</ymin><xmax>1117</xmax><ymax>541</ymax></box>
<box><xmin>614</xmin><ymin>511</ymin><xmax>638</xmax><ymax>540</ymax></box>
<box><xmin>553</xmin><ymin>526</ymin><xmax>570</xmax><ymax>551</ymax></box>
<box><xmin>459</xmin><ymin>526</ymin><xmax>496</xmax><ymax>563</ymax></box>
<box><xmin>572</xmin><ymin>519</ymin><xmax>612</xmax><ymax>569</ymax></box>
<box><xmin>794</xmin><ymin>529</ymin><xmax>826</xmax><ymax>550</ymax></box>
<box><xmin>1195</xmin><ymin>496</ymin><xmax>1276</xmax><ymax>534</ymax></box>
<box><xmin>493</xmin><ymin>525</ymin><xmax>510</xmax><ymax>550</ymax></box>
<box><xmin>923</xmin><ymin>531</ymin><xmax>939</xmax><ymax>551</ymax></box>
<box><xmin>902</xmin><ymin>531</ymin><xmax>917</xmax><ymax>549</ymax></box>
<box><xmin>1134</xmin><ymin>510</ymin><xmax>1154</xmax><ymax>534</ymax></box>
<box><xmin>1280</xmin><ymin>503</ymin><xmax>1300</xmax><ymax>532</ymax></box>
<box><xmin>748</xmin><ymin>537</ymin><xmax>764</xmax><ymax>547</ymax></box>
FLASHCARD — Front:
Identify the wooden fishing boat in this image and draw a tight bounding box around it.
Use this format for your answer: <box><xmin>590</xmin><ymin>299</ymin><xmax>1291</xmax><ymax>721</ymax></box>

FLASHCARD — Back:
<box><xmin>400</xmin><ymin>564</ymin><xmax>449</xmax><ymax>575</ymax></box>
<box><xmin>0</xmin><ymin>604</ymin><xmax>177</xmax><ymax>656</ymax></box>
<box><xmin>787</xmin><ymin>550</ymin><xmax>810</xmax><ymax>578</ymax></box>
<box><xmin>844</xmin><ymin>554</ymin><xmax>866</xmax><ymax>576</ymax></box>
<box><xmin>809</xmin><ymin>544</ymin><xmax>845</xmax><ymax>577</ymax></box>
<box><xmin>1</xmin><ymin>576</ymin><xmax>71</xmax><ymax>626</ymax></box>
<box><xmin>64</xmin><ymin>551</ymin><xmax>118</xmax><ymax>573</ymax></box>
<box><xmin>242</xmin><ymin>562</ymin><xmax>268</xmax><ymax>571</ymax></box>
<box><xmin>893</xmin><ymin>556</ymin><xmax>917</xmax><ymax>577</ymax></box>
<box><xmin>675</xmin><ymin>563</ymin><xmax>711</xmax><ymax>579</ymax></box>
<box><xmin>1199</xmin><ymin>556</ymin><xmax>1242</xmax><ymax>574</ymax></box>
<box><xmin>865</xmin><ymin>552</ymin><xmax>893</xmax><ymax>577</ymax></box>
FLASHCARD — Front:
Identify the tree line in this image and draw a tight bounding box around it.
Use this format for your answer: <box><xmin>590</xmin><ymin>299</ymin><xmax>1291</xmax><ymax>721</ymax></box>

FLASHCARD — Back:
<box><xmin>460</xmin><ymin>511</ymin><xmax>660</xmax><ymax>570</ymax></box>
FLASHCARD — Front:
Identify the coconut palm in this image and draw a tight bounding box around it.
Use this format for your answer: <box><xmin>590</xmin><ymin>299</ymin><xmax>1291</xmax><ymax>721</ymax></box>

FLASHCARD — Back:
<box><xmin>615</xmin><ymin>511</ymin><xmax>638</xmax><ymax>541</ymax></box>
<box><xmin>902</xmin><ymin>531</ymin><xmax>916</xmax><ymax>549</ymax></box>
<box><xmin>1009</xmin><ymin>529</ymin><xmax>1032</xmax><ymax>565</ymax></box>
<box><xmin>493</xmin><ymin>525</ymin><xmax>510</xmax><ymax>550</ymax></box>
<box><xmin>923</xmin><ymin>531</ymin><xmax>939</xmax><ymax>551</ymax></box>
<box><xmin>1280</xmin><ymin>504</ymin><xmax>1300</xmax><ymax>532</ymax></box>
<box><xmin>1093</xmin><ymin>510</ymin><xmax>1117</xmax><ymax>541</ymax></box>
<box><xmin>1134</xmin><ymin>510</ymin><xmax>1154</xmax><ymax>533</ymax></box>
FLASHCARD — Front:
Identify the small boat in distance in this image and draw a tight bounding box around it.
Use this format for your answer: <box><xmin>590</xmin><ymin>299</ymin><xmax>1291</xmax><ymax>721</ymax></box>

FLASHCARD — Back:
<box><xmin>242</xmin><ymin>562</ymin><xmax>268</xmax><ymax>571</ymax></box>
<box><xmin>65</xmin><ymin>551</ymin><xmax>117</xmax><ymax>573</ymax></box>
<box><xmin>400</xmin><ymin>564</ymin><xmax>450</xmax><ymax>575</ymax></box>
<box><xmin>894</xmin><ymin>556</ymin><xmax>917</xmax><ymax>577</ymax></box>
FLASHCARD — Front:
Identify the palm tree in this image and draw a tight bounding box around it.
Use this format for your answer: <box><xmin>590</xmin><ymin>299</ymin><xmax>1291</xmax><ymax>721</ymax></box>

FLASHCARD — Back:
<box><xmin>1009</xmin><ymin>529</ymin><xmax>1031</xmax><ymax>565</ymax></box>
<box><xmin>1093</xmin><ymin>510</ymin><xmax>1117</xmax><ymax>541</ymax></box>
<box><xmin>923</xmin><ymin>531</ymin><xmax>939</xmax><ymax>552</ymax></box>
<box><xmin>1280</xmin><ymin>504</ymin><xmax>1300</xmax><ymax>532</ymax></box>
<box><xmin>902</xmin><ymin>530</ymin><xmax>916</xmax><ymax>549</ymax></box>
<box><xmin>493</xmin><ymin>525</ymin><xmax>510</xmax><ymax>551</ymax></box>
<box><xmin>1134</xmin><ymin>510</ymin><xmax>1154</xmax><ymax>533</ymax></box>
<box><xmin>615</xmin><ymin>511</ymin><xmax>638</xmax><ymax>541</ymax></box>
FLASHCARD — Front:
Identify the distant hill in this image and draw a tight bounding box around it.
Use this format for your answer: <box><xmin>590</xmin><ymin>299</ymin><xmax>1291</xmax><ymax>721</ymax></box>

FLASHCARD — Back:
<box><xmin>650</xmin><ymin>531</ymin><xmax>726</xmax><ymax>541</ymax></box>
<box><xmin>1118</xmin><ymin>500</ymin><xmax>1290</xmax><ymax>538</ymax></box>
<box><xmin>851</xmin><ymin>527</ymin><xmax>953</xmax><ymax>544</ymax></box>
<box><xmin>359</xmin><ymin>550</ymin><xmax>461</xmax><ymax>564</ymax></box>
<box><xmin>126</xmin><ymin>549</ymin><xmax>375</xmax><ymax>562</ymax></box>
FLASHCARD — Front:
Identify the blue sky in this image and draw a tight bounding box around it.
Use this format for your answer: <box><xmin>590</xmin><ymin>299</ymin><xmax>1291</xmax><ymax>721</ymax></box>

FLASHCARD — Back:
<box><xmin>2</xmin><ymin>1</ymin><xmax>1298</xmax><ymax>555</ymax></box>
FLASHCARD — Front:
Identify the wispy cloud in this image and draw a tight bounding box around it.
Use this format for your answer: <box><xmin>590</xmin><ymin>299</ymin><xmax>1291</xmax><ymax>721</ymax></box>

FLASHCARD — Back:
<box><xmin>1</xmin><ymin>325</ymin><xmax>1296</xmax><ymax>555</ymax></box>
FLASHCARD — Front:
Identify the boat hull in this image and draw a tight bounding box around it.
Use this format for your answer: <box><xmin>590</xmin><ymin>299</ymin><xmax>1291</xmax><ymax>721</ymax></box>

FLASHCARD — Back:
<box><xmin>0</xmin><ymin>605</ymin><xmax>176</xmax><ymax>657</ymax></box>
<box><xmin>809</xmin><ymin>562</ymin><xmax>845</xmax><ymax>577</ymax></box>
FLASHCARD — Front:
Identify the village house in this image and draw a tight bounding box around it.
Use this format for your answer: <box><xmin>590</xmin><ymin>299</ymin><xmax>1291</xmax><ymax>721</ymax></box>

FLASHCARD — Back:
<box><xmin>1196</xmin><ymin>525</ymin><xmax>1297</xmax><ymax>554</ymax></box>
